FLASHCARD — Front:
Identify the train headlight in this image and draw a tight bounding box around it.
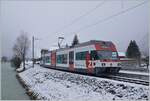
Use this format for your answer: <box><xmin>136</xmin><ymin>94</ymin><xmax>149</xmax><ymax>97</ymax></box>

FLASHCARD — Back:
<box><xmin>102</xmin><ymin>63</ymin><xmax>106</xmax><ymax>66</ymax></box>
<box><xmin>110</xmin><ymin>63</ymin><xmax>112</xmax><ymax>66</ymax></box>
<box><xmin>104</xmin><ymin>63</ymin><xmax>106</xmax><ymax>66</ymax></box>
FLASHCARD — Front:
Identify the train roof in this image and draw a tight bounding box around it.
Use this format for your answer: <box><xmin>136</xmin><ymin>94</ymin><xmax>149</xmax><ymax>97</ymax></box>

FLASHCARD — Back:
<box><xmin>56</xmin><ymin>40</ymin><xmax>112</xmax><ymax>52</ymax></box>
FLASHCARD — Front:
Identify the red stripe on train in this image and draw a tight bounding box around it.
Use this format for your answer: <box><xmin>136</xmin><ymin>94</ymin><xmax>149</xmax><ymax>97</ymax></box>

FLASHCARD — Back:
<box><xmin>86</xmin><ymin>52</ymin><xmax>94</xmax><ymax>74</ymax></box>
<box><xmin>69</xmin><ymin>64</ymin><xmax>74</xmax><ymax>71</ymax></box>
<box><xmin>95</xmin><ymin>43</ymin><xmax>117</xmax><ymax>51</ymax></box>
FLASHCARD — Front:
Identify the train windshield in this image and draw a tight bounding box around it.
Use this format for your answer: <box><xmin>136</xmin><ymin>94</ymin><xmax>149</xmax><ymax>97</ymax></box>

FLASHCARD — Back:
<box><xmin>90</xmin><ymin>50</ymin><xmax>118</xmax><ymax>60</ymax></box>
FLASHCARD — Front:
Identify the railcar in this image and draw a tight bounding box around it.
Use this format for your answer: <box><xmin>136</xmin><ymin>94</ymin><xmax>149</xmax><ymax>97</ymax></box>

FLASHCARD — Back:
<box><xmin>40</xmin><ymin>40</ymin><xmax>121</xmax><ymax>75</ymax></box>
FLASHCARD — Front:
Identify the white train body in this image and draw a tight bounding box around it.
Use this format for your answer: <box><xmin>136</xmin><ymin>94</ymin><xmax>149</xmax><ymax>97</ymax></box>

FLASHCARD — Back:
<box><xmin>41</xmin><ymin>40</ymin><xmax>121</xmax><ymax>75</ymax></box>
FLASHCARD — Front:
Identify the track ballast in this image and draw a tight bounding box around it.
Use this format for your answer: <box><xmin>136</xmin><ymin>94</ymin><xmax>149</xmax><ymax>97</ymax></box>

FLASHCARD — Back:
<box><xmin>41</xmin><ymin>65</ymin><xmax>149</xmax><ymax>86</ymax></box>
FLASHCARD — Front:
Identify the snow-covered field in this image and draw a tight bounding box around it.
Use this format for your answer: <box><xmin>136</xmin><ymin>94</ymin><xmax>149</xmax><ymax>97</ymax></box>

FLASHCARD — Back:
<box><xmin>18</xmin><ymin>65</ymin><xmax>149</xmax><ymax>101</ymax></box>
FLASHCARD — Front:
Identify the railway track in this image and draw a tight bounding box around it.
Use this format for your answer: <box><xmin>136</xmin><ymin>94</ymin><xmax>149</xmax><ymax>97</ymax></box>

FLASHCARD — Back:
<box><xmin>40</xmin><ymin>64</ymin><xmax>149</xmax><ymax>86</ymax></box>
<box><xmin>104</xmin><ymin>75</ymin><xmax>149</xmax><ymax>86</ymax></box>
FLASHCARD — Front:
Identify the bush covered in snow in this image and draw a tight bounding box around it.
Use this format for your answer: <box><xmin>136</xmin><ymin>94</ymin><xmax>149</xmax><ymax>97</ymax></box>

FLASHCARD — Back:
<box><xmin>11</xmin><ymin>56</ymin><xmax>22</xmax><ymax>68</ymax></box>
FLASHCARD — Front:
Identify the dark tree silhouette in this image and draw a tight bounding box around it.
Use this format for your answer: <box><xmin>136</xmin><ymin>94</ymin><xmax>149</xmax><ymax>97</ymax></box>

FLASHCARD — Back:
<box><xmin>126</xmin><ymin>40</ymin><xmax>141</xmax><ymax>66</ymax></box>
<box><xmin>71</xmin><ymin>34</ymin><xmax>79</xmax><ymax>47</ymax></box>
<box><xmin>126</xmin><ymin>40</ymin><xmax>141</xmax><ymax>58</ymax></box>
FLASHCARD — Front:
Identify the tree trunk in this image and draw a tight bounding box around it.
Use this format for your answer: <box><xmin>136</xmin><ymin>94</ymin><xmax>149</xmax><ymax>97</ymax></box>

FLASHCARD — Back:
<box><xmin>23</xmin><ymin>60</ymin><xmax>25</xmax><ymax>71</ymax></box>
<box><xmin>23</xmin><ymin>50</ymin><xmax>25</xmax><ymax>71</ymax></box>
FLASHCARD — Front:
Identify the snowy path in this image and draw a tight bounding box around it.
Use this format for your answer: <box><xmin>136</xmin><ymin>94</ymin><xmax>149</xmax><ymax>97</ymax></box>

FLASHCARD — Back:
<box><xmin>18</xmin><ymin>65</ymin><xmax>149</xmax><ymax>101</ymax></box>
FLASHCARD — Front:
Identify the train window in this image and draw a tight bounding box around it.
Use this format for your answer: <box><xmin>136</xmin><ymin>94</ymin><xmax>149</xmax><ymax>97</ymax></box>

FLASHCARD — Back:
<box><xmin>90</xmin><ymin>50</ymin><xmax>99</xmax><ymax>60</ymax></box>
<box><xmin>46</xmin><ymin>56</ymin><xmax>50</xmax><ymax>63</ymax></box>
<box><xmin>56</xmin><ymin>54</ymin><xmax>67</xmax><ymax>64</ymax></box>
<box><xmin>44</xmin><ymin>57</ymin><xmax>47</xmax><ymax>63</ymax></box>
<box><xmin>76</xmin><ymin>51</ymin><xmax>88</xmax><ymax>60</ymax></box>
<box><xmin>62</xmin><ymin>54</ymin><xmax>67</xmax><ymax>64</ymax></box>
<box><xmin>56</xmin><ymin>55</ymin><xmax>61</xmax><ymax>63</ymax></box>
<box><xmin>43</xmin><ymin>57</ymin><xmax>46</xmax><ymax>63</ymax></box>
<box><xmin>112</xmin><ymin>52</ymin><xmax>118</xmax><ymax>59</ymax></box>
<box><xmin>90</xmin><ymin>50</ymin><xmax>117</xmax><ymax>60</ymax></box>
<box><xmin>76</xmin><ymin>52</ymin><xmax>80</xmax><ymax>60</ymax></box>
<box><xmin>97</xmin><ymin>50</ymin><xmax>112</xmax><ymax>59</ymax></box>
<box><xmin>69</xmin><ymin>51</ymin><xmax>74</xmax><ymax>64</ymax></box>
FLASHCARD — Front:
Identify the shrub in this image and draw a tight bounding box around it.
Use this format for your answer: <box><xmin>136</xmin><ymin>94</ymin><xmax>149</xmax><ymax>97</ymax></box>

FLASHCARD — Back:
<box><xmin>11</xmin><ymin>56</ymin><xmax>22</xmax><ymax>68</ymax></box>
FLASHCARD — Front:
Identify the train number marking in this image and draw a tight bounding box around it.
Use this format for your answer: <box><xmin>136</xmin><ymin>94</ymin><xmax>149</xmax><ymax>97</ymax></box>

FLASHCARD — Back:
<box><xmin>88</xmin><ymin>61</ymin><xmax>96</xmax><ymax>68</ymax></box>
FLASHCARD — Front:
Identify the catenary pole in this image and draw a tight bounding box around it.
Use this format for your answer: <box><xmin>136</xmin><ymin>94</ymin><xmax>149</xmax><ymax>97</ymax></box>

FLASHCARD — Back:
<box><xmin>32</xmin><ymin>36</ymin><xmax>34</xmax><ymax>68</ymax></box>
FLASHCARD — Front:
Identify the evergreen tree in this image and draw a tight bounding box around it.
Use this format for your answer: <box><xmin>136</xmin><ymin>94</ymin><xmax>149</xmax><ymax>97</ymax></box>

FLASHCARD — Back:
<box><xmin>126</xmin><ymin>40</ymin><xmax>141</xmax><ymax>58</ymax></box>
<box><xmin>65</xmin><ymin>44</ymin><xmax>69</xmax><ymax>48</ymax></box>
<box><xmin>126</xmin><ymin>40</ymin><xmax>133</xmax><ymax>58</ymax></box>
<box><xmin>72</xmin><ymin>34</ymin><xmax>79</xmax><ymax>47</ymax></box>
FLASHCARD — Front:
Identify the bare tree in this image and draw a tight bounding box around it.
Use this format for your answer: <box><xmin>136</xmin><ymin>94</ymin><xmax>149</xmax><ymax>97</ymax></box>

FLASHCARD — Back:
<box><xmin>13</xmin><ymin>31</ymin><xmax>30</xmax><ymax>71</ymax></box>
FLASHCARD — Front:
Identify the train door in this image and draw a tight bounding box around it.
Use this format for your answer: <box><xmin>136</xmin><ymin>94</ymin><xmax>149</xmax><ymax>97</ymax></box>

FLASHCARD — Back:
<box><xmin>51</xmin><ymin>51</ymin><xmax>56</xmax><ymax>67</ymax></box>
<box><xmin>86</xmin><ymin>52</ymin><xmax>94</xmax><ymax>74</ymax></box>
<box><xmin>69</xmin><ymin>51</ymin><xmax>74</xmax><ymax>71</ymax></box>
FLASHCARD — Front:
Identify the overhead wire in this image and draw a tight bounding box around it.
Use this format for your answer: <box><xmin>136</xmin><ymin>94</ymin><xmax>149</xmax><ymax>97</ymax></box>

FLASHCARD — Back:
<box><xmin>54</xmin><ymin>1</ymin><xmax>106</xmax><ymax>34</ymax></box>
<box><xmin>42</xmin><ymin>1</ymin><xmax>106</xmax><ymax>47</ymax></box>
<box><xmin>71</xmin><ymin>0</ymin><xmax>149</xmax><ymax>34</ymax></box>
<box><xmin>41</xmin><ymin>0</ymin><xmax>149</xmax><ymax>48</ymax></box>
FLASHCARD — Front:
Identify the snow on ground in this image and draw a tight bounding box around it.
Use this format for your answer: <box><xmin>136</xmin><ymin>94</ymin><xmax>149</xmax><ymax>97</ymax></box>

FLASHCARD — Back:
<box><xmin>16</xmin><ymin>61</ymin><xmax>33</xmax><ymax>72</ymax></box>
<box><xmin>18</xmin><ymin>65</ymin><xmax>149</xmax><ymax>101</ymax></box>
<box><xmin>16</xmin><ymin>63</ymin><xmax>24</xmax><ymax>72</ymax></box>
<box><xmin>119</xmin><ymin>70</ymin><xmax>149</xmax><ymax>76</ymax></box>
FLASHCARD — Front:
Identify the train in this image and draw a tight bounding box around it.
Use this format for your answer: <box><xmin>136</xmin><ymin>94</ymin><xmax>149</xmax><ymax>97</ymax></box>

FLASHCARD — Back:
<box><xmin>40</xmin><ymin>40</ymin><xmax>121</xmax><ymax>75</ymax></box>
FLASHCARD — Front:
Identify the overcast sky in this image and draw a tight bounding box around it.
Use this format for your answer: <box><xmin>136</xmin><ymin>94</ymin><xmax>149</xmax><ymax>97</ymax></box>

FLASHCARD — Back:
<box><xmin>0</xmin><ymin>0</ymin><xmax>149</xmax><ymax>58</ymax></box>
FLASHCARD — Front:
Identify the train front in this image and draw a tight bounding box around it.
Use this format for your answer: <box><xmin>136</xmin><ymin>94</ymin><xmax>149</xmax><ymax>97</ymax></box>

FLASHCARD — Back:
<box><xmin>87</xmin><ymin>41</ymin><xmax>121</xmax><ymax>75</ymax></box>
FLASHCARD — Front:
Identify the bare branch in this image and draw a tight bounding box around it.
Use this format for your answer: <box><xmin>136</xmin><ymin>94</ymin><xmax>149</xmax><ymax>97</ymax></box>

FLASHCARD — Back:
<box><xmin>12</xmin><ymin>31</ymin><xmax>30</xmax><ymax>70</ymax></box>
